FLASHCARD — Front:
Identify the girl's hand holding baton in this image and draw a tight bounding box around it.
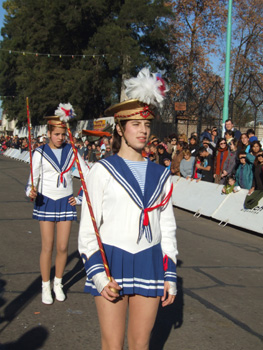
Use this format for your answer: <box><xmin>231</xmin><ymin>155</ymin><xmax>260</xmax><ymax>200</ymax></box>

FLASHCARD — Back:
<box><xmin>29</xmin><ymin>186</ymin><xmax>37</xmax><ymax>200</ymax></box>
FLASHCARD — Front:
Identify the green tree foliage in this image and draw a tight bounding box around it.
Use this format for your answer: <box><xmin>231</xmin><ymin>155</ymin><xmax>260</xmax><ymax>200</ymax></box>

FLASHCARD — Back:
<box><xmin>0</xmin><ymin>0</ymin><xmax>172</xmax><ymax>126</ymax></box>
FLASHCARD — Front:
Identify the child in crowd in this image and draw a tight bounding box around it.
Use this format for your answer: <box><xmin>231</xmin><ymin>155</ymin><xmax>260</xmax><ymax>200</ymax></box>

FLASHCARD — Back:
<box><xmin>164</xmin><ymin>158</ymin><xmax>171</xmax><ymax>169</ymax></box>
<box><xmin>222</xmin><ymin>175</ymin><xmax>240</xmax><ymax>194</ymax></box>
<box><xmin>192</xmin><ymin>154</ymin><xmax>203</xmax><ymax>182</ymax></box>
<box><xmin>180</xmin><ymin>149</ymin><xmax>195</xmax><ymax>179</ymax></box>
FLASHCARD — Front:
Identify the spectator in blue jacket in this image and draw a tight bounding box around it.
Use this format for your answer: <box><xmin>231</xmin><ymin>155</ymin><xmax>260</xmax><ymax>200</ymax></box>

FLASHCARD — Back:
<box><xmin>235</xmin><ymin>151</ymin><xmax>254</xmax><ymax>190</ymax></box>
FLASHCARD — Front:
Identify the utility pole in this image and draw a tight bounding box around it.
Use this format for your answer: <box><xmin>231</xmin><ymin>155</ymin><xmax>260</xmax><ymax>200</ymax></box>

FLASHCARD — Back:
<box><xmin>222</xmin><ymin>0</ymin><xmax>233</xmax><ymax>136</ymax></box>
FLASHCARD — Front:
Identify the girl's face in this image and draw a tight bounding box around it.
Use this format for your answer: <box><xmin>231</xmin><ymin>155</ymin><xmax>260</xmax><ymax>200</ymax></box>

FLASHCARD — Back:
<box><xmin>239</xmin><ymin>155</ymin><xmax>246</xmax><ymax>164</ymax></box>
<box><xmin>252</xmin><ymin>143</ymin><xmax>261</xmax><ymax>154</ymax></box>
<box><xmin>229</xmin><ymin>142</ymin><xmax>237</xmax><ymax>151</ymax></box>
<box><xmin>219</xmin><ymin>140</ymin><xmax>227</xmax><ymax>149</ymax></box>
<box><xmin>164</xmin><ymin>159</ymin><xmax>170</xmax><ymax>167</ymax></box>
<box><xmin>228</xmin><ymin>178</ymin><xmax>235</xmax><ymax>186</ymax></box>
<box><xmin>189</xmin><ymin>138</ymin><xmax>196</xmax><ymax>145</ymax></box>
<box><xmin>48</xmin><ymin>127</ymin><xmax>66</xmax><ymax>149</ymax></box>
<box><xmin>184</xmin><ymin>153</ymin><xmax>191</xmax><ymax>160</ymax></box>
<box><xmin>257</xmin><ymin>153</ymin><xmax>263</xmax><ymax>163</ymax></box>
<box><xmin>241</xmin><ymin>134</ymin><xmax>249</xmax><ymax>145</ymax></box>
<box><xmin>122</xmin><ymin>120</ymin><xmax>151</xmax><ymax>151</ymax></box>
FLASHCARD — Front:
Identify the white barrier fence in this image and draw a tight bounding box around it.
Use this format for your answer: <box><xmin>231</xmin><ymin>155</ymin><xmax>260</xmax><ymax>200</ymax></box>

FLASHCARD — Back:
<box><xmin>3</xmin><ymin>149</ymin><xmax>263</xmax><ymax>235</ymax></box>
<box><xmin>172</xmin><ymin>177</ymin><xmax>263</xmax><ymax>235</ymax></box>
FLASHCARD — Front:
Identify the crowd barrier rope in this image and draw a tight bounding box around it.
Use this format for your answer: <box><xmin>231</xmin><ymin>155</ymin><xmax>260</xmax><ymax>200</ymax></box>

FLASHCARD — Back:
<box><xmin>3</xmin><ymin>149</ymin><xmax>263</xmax><ymax>235</ymax></box>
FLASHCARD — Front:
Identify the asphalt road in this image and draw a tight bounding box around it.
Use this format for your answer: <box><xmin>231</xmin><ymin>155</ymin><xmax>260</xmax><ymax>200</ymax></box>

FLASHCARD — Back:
<box><xmin>0</xmin><ymin>155</ymin><xmax>263</xmax><ymax>350</ymax></box>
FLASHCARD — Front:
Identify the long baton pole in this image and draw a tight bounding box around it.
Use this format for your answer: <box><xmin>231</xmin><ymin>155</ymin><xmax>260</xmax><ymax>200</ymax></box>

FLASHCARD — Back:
<box><xmin>66</xmin><ymin>123</ymin><xmax>115</xmax><ymax>288</ymax></box>
<box><xmin>26</xmin><ymin>97</ymin><xmax>34</xmax><ymax>201</ymax></box>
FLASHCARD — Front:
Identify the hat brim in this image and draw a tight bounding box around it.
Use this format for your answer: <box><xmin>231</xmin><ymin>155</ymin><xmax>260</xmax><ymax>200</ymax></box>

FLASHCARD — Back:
<box><xmin>105</xmin><ymin>99</ymin><xmax>155</xmax><ymax>120</ymax></box>
<box><xmin>44</xmin><ymin>115</ymin><xmax>67</xmax><ymax>128</ymax></box>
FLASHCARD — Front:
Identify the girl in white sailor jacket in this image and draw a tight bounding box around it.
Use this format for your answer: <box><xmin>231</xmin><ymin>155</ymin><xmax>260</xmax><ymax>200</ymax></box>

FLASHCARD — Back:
<box><xmin>78</xmin><ymin>99</ymin><xmax>178</xmax><ymax>350</ymax></box>
<box><xmin>26</xmin><ymin>116</ymin><xmax>87</xmax><ymax>305</ymax></box>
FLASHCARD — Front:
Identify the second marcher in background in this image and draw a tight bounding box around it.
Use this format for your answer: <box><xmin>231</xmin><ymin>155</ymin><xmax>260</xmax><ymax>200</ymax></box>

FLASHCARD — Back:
<box><xmin>79</xmin><ymin>68</ymin><xmax>178</xmax><ymax>350</ymax></box>
<box><xmin>26</xmin><ymin>104</ymin><xmax>88</xmax><ymax>305</ymax></box>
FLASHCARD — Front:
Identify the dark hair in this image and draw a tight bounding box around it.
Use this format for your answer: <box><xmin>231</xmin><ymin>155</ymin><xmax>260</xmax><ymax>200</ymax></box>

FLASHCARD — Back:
<box><xmin>246</xmin><ymin>128</ymin><xmax>255</xmax><ymax>136</ymax></box>
<box><xmin>251</xmin><ymin>140</ymin><xmax>262</xmax><ymax>155</ymax></box>
<box><xmin>217</xmin><ymin>137</ymin><xmax>227</xmax><ymax>148</ymax></box>
<box><xmin>238</xmin><ymin>151</ymin><xmax>246</xmax><ymax>157</ymax></box>
<box><xmin>225</xmin><ymin>119</ymin><xmax>233</xmax><ymax>124</ymax></box>
<box><xmin>199</xmin><ymin>146</ymin><xmax>207</xmax><ymax>154</ymax></box>
<box><xmin>226</xmin><ymin>174</ymin><xmax>235</xmax><ymax>184</ymax></box>
<box><xmin>225</xmin><ymin>130</ymin><xmax>235</xmax><ymax>137</ymax></box>
<box><xmin>177</xmin><ymin>141</ymin><xmax>188</xmax><ymax>150</ymax></box>
<box><xmin>229</xmin><ymin>138</ymin><xmax>238</xmax><ymax>148</ymax></box>
<box><xmin>255</xmin><ymin>152</ymin><xmax>263</xmax><ymax>166</ymax></box>
<box><xmin>169</xmin><ymin>133</ymin><xmax>177</xmax><ymax>140</ymax></box>
<box><xmin>112</xmin><ymin>120</ymin><xmax>128</xmax><ymax>154</ymax></box>
<box><xmin>157</xmin><ymin>144</ymin><xmax>165</xmax><ymax>150</ymax></box>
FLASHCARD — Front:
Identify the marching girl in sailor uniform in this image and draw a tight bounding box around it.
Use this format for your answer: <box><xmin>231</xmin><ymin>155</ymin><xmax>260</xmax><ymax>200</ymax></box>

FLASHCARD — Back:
<box><xmin>26</xmin><ymin>105</ymin><xmax>88</xmax><ymax>305</ymax></box>
<box><xmin>78</xmin><ymin>69</ymin><xmax>178</xmax><ymax>350</ymax></box>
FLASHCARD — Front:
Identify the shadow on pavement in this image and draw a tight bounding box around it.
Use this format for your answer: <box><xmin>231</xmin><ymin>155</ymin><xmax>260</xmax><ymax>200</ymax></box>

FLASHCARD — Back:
<box><xmin>63</xmin><ymin>251</ymin><xmax>86</xmax><ymax>293</ymax></box>
<box><xmin>150</xmin><ymin>260</ymin><xmax>184</xmax><ymax>350</ymax></box>
<box><xmin>0</xmin><ymin>326</ymin><xmax>48</xmax><ymax>350</ymax></box>
<box><xmin>0</xmin><ymin>250</ymin><xmax>84</xmax><ymax>334</ymax></box>
<box><xmin>0</xmin><ymin>278</ymin><xmax>6</xmax><ymax>309</ymax></box>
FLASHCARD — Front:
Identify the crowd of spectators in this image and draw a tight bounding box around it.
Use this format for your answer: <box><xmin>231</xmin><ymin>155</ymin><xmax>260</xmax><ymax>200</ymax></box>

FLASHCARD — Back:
<box><xmin>0</xmin><ymin>133</ymin><xmax>113</xmax><ymax>161</ymax></box>
<box><xmin>142</xmin><ymin>120</ymin><xmax>263</xmax><ymax>208</ymax></box>
<box><xmin>0</xmin><ymin>134</ymin><xmax>48</xmax><ymax>153</ymax></box>
<box><xmin>1</xmin><ymin>119</ymin><xmax>263</xmax><ymax>208</ymax></box>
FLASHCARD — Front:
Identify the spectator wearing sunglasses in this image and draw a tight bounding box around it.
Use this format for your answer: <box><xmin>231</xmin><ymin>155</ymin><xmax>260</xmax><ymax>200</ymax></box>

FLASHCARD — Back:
<box><xmin>211</xmin><ymin>126</ymin><xmax>219</xmax><ymax>145</ymax></box>
<box><xmin>214</xmin><ymin>138</ymin><xmax>229</xmax><ymax>184</ymax></box>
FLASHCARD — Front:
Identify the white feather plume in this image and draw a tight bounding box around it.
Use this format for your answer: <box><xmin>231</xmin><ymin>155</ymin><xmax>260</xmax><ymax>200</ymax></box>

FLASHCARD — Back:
<box><xmin>124</xmin><ymin>68</ymin><xmax>168</xmax><ymax>107</ymax></box>
<box><xmin>54</xmin><ymin>103</ymin><xmax>76</xmax><ymax>122</ymax></box>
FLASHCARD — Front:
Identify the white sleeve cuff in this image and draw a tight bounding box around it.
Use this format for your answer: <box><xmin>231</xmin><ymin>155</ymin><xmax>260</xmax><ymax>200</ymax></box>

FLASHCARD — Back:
<box><xmin>92</xmin><ymin>271</ymin><xmax>109</xmax><ymax>293</ymax></box>
<box><xmin>74</xmin><ymin>197</ymin><xmax>82</xmax><ymax>205</ymax></box>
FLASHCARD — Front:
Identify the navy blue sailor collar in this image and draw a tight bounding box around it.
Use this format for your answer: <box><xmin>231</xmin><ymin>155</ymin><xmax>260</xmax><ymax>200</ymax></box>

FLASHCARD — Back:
<box><xmin>35</xmin><ymin>143</ymin><xmax>74</xmax><ymax>173</ymax></box>
<box><xmin>99</xmin><ymin>154</ymin><xmax>171</xmax><ymax>243</ymax></box>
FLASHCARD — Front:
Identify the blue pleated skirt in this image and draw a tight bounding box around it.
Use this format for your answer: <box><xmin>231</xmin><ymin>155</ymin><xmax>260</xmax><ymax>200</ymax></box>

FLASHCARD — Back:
<box><xmin>33</xmin><ymin>193</ymin><xmax>77</xmax><ymax>221</ymax></box>
<box><xmin>85</xmin><ymin>243</ymin><xmax>165</xmax><ymax>297</ymax></box>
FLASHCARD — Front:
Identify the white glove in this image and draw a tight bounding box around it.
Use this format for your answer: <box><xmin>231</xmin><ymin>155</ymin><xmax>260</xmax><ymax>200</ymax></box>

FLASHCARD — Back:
<box><xmin>92</xmin><ymin>271</ymin><xmax>110</xmax><ymax>293</ymax></box>
<box><xmin>167</xmin><ymin>281</ymin><xmax>177</xmax><ymax>295</ymax></box>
